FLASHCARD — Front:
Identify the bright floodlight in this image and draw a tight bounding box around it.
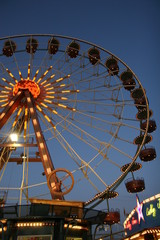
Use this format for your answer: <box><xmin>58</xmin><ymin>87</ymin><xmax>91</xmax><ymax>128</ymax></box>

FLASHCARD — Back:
<box><xmin>10</xmin><ymin>133</ymin><xmax>18</xmax><ymax>142</ymax></box>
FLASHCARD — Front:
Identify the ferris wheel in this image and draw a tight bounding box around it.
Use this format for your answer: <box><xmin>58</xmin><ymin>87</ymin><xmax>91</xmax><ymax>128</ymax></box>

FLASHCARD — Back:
<box><xmin>0</xmin><ymin>34</ymin><xmax>156</xmax><ymax>210</ymax></box>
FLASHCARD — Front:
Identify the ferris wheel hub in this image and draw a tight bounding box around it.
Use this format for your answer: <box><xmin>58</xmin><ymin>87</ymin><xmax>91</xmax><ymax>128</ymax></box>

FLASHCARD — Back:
<box><xmin>13</xmin><ymin>79</ymin><xmax>40</xmax><ymax>98</ymax></box>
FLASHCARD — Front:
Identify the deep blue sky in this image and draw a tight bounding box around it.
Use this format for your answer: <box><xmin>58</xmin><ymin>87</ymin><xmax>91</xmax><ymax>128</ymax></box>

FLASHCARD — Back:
<box><xmin>0</xmin><ymin>0</ymin><xmax>160</xmax><ymax>223</ymax></box>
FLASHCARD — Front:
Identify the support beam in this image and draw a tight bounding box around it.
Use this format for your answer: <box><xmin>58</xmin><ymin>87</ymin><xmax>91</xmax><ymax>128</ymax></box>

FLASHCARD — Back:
<box><xmin>0</xmin><ymin>91</ymin><xmax>24</xmax><ymax>130</ymax></box>
<box><xmin>25</xmin><ymin>90</ymin><xmax>63</xmax><ymax>200</ymax></box>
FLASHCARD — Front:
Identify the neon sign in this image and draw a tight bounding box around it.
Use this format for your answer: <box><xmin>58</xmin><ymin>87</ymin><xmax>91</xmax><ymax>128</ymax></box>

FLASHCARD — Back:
<box><xmin>157</xmin><ymin>198</ymin><xmax>160</xmax><ymax>209</ymax></box>
<box><xmin>146</xmin><ymin>204</ymin><xmax>156</xmax><ymax>217</ymax></box>
<box><xmin>124</xmin><ymin>194</ymin><xmax>160</xmax><ymax>237</ymax></box>
<box><xmin>125</xmin><ymin>217</ymin><xmax>138</xmax><ymax>231</ymax></box>
<box><xmin>135</xmin><ymin>195</ymin><xmax>145</xmax><ymax>224</ymax></box>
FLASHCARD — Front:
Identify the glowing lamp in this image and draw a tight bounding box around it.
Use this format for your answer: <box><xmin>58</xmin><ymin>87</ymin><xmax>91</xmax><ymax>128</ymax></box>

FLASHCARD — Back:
<box><xmin>10</xmin><ymin>133</ymin><xmax>18</xmax><ymax>142</ymax></box>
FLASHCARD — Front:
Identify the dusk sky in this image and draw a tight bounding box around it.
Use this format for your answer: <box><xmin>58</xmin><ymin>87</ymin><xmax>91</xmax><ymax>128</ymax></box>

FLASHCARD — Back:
<box><xmin>0</xmin><ymin>0</ymin><xmax>159</xmax><ymax>226</ymax></box>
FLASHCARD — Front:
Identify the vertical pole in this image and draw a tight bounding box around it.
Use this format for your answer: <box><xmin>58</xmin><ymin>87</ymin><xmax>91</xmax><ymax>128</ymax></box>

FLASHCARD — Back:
<box><xmin>59</xmin><ymin>219</ymin><xmax>64</xmax><ymax>240</ymax></box>
<box><xmin>19</xmin><ymin>156</ymin><xmax>26</xmax><ymax>215</ymax></box>
<box><xmin>131</xmin><ymin>171</ymin><xmax>135</xmax><ymax>180</ymax></box>
<box><xmin>0</xmin><ymin>221</ymin><xmax>4</xmax><ymax>240</ymax></box>
<box><xmin>54</xmin><ymin>219</ymin><xmax>64</xmax><ymax>240</ymax></box>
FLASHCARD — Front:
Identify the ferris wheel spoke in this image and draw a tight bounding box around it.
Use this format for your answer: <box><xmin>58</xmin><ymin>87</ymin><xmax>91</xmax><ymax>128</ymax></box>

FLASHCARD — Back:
<box><xmin>55</xmin><ymin>112</ymin><xmax>132</xmax><ymax>165</ymax></box>
<box><xmin>70</xmin><ymin>110</ymin><xmax>120</xmax><ymax>135</ymax></box>
<box><xmin>73</xmin><ymin>74</ymin><xmax>110</xmax><ymax>88</ymax></box>
<box><xmin>0</xmin><ymin>150</ymin><xmax>12</xmax><ymax>182</ymax></box>
<box><xmin>55</xmin><ymin>129</ymin><xmax>108</xmax><ymax>188</ymax></box>
<box><xmin>0</xmin><ymin>73</ymin><xmax>15</xmax><ymax>87</ymax></box>
<box><xmin>58</xmin><ymin>54</ymin><xmax>97</xmax><ymax>77</ymax></box>
<box><xmin>52</xmin><ymin>112</ymin><xmax>120</xmax><ymax>167</ymax></box>
<box><xmin>7</xmin><ymin>38</ymin><xmax>24</xmax><ymax>79</ymax></box>
<box><xmin>45</xmin><ymin>49</ymin><xmax>67</xmax><ymax>71</ymax></box>
<box><xmin>42</xmin><ymin>101</ymin><xmax>77</xmax><ymax>112</ymax></box>
<box><xmin>56</xmin><ymin>117</ymin><xmax>133</xmax><ymax>162</ymax></box>
<box><xmin>36</xmin><ymin>65</ymin><xmax>53</xmax><ymax>84</ymax></box>
<box><xmin>35</xmin><ymin>47</ymin><xmax>51</xmax><ymax>73</ymax></box>
<box><xmin>42</xmin><ymin>73</ymin><xmax>70</xmax><ymax>88</ymax></box>
<box><xmin>40</xmin><ymin>101</ymin><xmax>124</xmax><ymax>145</ymax></box>
<box><xmin>27</xmin><ymin>64</ymin><xmax>31</xmax><ymax>80</ymax></box>
<box><xmin>12</xmin><ymin>107</ymin><xmax>23</xmax><ymax>128</ymax></box>
<box><xmin>36</xmin><ymin>104</ymin><xmax>56</xmax><ymax>129</ymax></box>
<box><xmin>5</xmin><ymin>68</ymin><xmax>19</xmax><ymax>84</ymax></box>
<box><xmin>23</xmin><ymin>107</ymin><xmax>28</xmax><ymax>140</ymax></box>
<box><xmin>0</xmin><ymin>147</ymin><xmax>9</xmax><ymax>171</ymax></box>
<box><xmin>1</xmin><ymin>77</ymin><xmax>15</xmax><ymax>89</ymax></box>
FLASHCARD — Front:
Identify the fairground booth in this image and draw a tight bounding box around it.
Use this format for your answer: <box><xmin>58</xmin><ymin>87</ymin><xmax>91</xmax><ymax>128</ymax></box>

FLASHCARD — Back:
<box><xmin>124</xmin><ymin>193</ymin><xmax>160</xmax><ymax>240</ymax></box>
<box><xmin>0</xmin><ymin>198</ymin><xmax>110</xmax><ymax>240</ymax></box>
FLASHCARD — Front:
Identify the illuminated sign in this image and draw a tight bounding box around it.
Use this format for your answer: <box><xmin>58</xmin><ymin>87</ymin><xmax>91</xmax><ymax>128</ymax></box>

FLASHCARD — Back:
<box><xmin>124</xmin><ymin>193</ymin><xmax>160</xmax><ymax>237</ymax></box>
<box><xmin>135</xmin><ymin>195</ymin><xmax>145</xmax><ymax>224</ymax></box>
<box><xmin>125</xmin><ymin>217</ymin><xmax>138</xmax><ymax>230</ymax></box>
<box><xmin>146</xmin><ymin>204</ymin><xmax>156</xmax><ymax>217</ymax></box>
<box><xmin>157</xmin><ymin>198</ymin><xmax>160</xmax><ymax>209</ymax></box>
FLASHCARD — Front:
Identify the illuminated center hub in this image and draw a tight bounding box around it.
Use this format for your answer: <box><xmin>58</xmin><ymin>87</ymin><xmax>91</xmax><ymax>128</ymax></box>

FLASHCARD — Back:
<box><xmin>13</xmin><ymin>80</ymin><xmax>40</xmax><ymax>98</ymax></box>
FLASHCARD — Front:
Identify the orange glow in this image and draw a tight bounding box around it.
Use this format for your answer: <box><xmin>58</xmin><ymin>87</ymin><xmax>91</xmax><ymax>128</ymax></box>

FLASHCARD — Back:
<box><xmin>43</xmin><ymin>154</ymin><xmax>48</xmax><ymax>161</ymax></box>
<box><xmin>40</xmin><ymin>103</ymin><xmax>48</xmax><ymax>108</ymax></box>
<box><xmin>4</xmin><ymin>86</ymin><xmax>12</xmax><ymax>90</ymax></box>
<box><xmin>27</xmin><ymin>64</ymin><xmax>31</xmax><ymax>80</ymax></box>
<box><xmin>58</xmin><ymin>103</ymin><xmax>67</xmax><ymax>108</ymax></box>
<box><xmin>36</xmin><ymin>104</ymin><xmax>56</xmax><ymax>129</ymax></box>
<box><xmin>33</xmin><ymin>69</ymin><xmax>39</xmax><ymax>81</ymax></box>
<box><xmin>30</xmin><ymin>107</ymin><xmax>34</xmax><ymax>113</ymax></box>
<box><xmin>55</xmin><ymin>74</ymin><xmax>70</xmax><ymax>83</ymax></box>
<box><xmin>41</xmin><ymin>74</ymin><xmax>55</xmax><ymax>86</ymax></box>
<box><xmin>36</xmin><ymin>105</ymin><xmax>42</xmax><ymax>112</ymax></box>
<box><xmin>13</xmin><ymin>80</ymin><xmax>40</xmax><ymax>98</ymax></box>
<box><xmin>27</xmin><ymin>97</ymin><xmax>31</xmax><ymax>102</ymax></box>
<box><xmin>0</xmin><ymin>95</ymin><xmax>8</xmax><ymax>98</ymax></box>
<box><xmin>18</xmin><ymin>71</ymin><xmax>23</xmax><ymax>80</ymax></box>
<box><xmin>1</xmin><ymin>91</ymin><xmax>9</xmax><ymax>93</ymax></box>
<box><xmin>1</xmin><ymin>77</ymin><xmax>6</xmax><ymax>82</ymax></box>
<box><xmin>46</xmin><ymin>167</ymin><xmax>51</xmax><ymax>174</ymax></box>
<box><xmin>44</xmin><ymin>99</ymin><xmax>52</xmax><ymax>103</ymax></box>
<box><xmin>24</xmin><ymin>107</ymin><xmax>28</xmax><ymax>139</ymax></box>
<box><xmin>43</xmin><ymin>83</ymin><xmax>51</xmax><ymax>88</ymax></box>
<box><xmin>0</xmin><ymin>99</ymin><xmax>8</xmax><ymax>103</ymax></box>
<box><xmin>61</xmin><ymin>90</ymin><xmax>71</xmax><ymax>93</ymax></box>
<box><xmin>40</xmin><ymin>80</ymin><xmax>47</xmax><ymax>85</ymax></box>
<box><xmin>46</xmin><ymin>95</ymin><xmax>55</xmax><ymax>99</ymax></box>
<box><xmin>40</xmin><ymin>143</ymin><xmax>44</xmax><ymax>149</ymax></box>
<box><xmin>60</xmin><ymin>84</ymin><xmax>66</xmax><ymax>87</ymax></box>
<box><xmin>56</xmin><ymin>77</ymin><xmax>63</xmax><ymax>82</ymax></box>
<box><xmin>37</xmin><ymin>66</ymin><xmax>53</xmax><ymax>83</ymax></box>
<box><xmin>46</xmin><ymin>87</ymin><xmax>55</xmax><ymax>91</ymax></box>
<box><xmin>6</xmin><ymin>68</ymin><xmax>18</xmax><ymax>83</ymax></box>
<box><xmin>0</xmin><ymin>102</ymin><xmax>8</xmax><ymax>107</ymax></box>
<box><xmin>12</xmin><ymin>107</ymin><xmax>23</xmax><ymax>127</ymax></box>
<box><xmin>17</xmin><ymin>222</ymin><xmax>43</xmax><ymax>227</ymax></box>
<box><xmin>44</xmin><ymin>115</ymin><xmax>51</xmax><ymax>122</ymax></box>
<box><xmin>40</xmin><ymin>103</ymin><xmax>58</xmax><ymax>114</ymax></box>
<box><xmin>36</xmin><ymin>132</ymin><xmax>41</xmax><ymax>138</ymax></box>
<box><xmin>33</xmin><ymin>119</ymin><xmax>37</xmax><ymax>125</ymax></box>
<box><xmin>9</xmin><ymin>100</ymin><xmax>14</xmax><ymax>106</ymax></box>
<box><xmin>2</xmin><ymin>77</ymin><xmax>14</xmax><ymax>86</ymax></box>
<box><xmin>60</xmin><ymin>97</ymin><xmax>68</xmax><ymax>100</ymax></box>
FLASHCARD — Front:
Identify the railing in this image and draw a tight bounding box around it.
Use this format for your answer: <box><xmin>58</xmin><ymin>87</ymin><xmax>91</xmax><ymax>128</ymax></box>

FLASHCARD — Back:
<box><xmin>0</xmin><ymin>204</ymin><xmax>106</xmax><ymax>224</ymax></box>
